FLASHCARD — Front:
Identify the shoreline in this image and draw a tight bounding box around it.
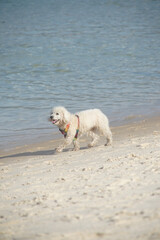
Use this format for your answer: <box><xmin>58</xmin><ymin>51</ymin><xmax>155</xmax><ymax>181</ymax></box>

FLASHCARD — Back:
<box><xmin>0</xmin><ymin>114</ymin><xmax>160</xmax><ymax>162</ymax></box>
<box><xmin>1</xmin><ymin>110</ymin><xmax>160</xmax><ymax>154</ymax></box>
<box><xmin>0</xmin><ymin>114</ymin><xmax>160</xmax><ymax>240</ymax></box>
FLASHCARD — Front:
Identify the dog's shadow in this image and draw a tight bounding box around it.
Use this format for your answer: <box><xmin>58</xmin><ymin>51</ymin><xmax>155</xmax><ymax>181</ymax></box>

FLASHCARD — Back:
<box><xmin>0</xmin><ymin>149</ymin><xmax>55</xmax><ymax>160</ymax></box>
<box><xmin>0</xmin><ymin>147</ymin><xmax>89</xmax><ymax>160</ymax></box>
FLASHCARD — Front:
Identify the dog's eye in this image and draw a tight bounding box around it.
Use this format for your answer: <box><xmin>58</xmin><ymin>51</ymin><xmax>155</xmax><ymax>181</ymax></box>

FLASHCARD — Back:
<box><xmin>56</xmin><ymin>113</ymin><xmax>59</xmax><ymax>115</ymax></box>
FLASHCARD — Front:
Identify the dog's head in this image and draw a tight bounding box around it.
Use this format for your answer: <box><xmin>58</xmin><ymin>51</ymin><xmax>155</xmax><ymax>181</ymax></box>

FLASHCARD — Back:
<box><xmin>49</xmin><ymin>106</ymin><xmax>71</xmax><ymax>126</ymax></box>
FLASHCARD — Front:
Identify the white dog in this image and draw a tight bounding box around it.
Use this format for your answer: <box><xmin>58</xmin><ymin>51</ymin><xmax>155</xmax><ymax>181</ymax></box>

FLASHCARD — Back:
<box><xmin>49</xmin><ymin>106</ymin><xmax>112</xmax><ymax>153</ymax></box>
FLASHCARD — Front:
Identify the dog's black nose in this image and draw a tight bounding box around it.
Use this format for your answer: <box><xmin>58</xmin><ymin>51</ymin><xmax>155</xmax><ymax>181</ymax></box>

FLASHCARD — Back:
<box><xmin>50</xmin><ymin>116</ymin><xmax>53</xmax><ymax>119</ymax></box>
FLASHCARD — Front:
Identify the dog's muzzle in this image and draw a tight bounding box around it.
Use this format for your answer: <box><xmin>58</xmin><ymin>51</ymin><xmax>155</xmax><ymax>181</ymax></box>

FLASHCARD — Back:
<box><xmin>49</xmin><ymin>116</ymin><xmax>60</xmax><ymax>124</ymax></box>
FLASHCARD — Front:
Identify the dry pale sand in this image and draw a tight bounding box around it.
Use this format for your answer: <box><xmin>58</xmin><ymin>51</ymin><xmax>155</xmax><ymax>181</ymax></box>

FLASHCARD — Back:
<box><xmin>0</xmin><ymin>116</ymin><xmax>160</xmax><ymax>240</ymax></box>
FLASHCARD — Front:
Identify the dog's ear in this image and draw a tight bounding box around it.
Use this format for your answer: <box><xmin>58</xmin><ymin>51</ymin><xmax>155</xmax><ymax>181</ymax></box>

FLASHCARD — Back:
<box><xmin>63</xmin><ymin>108</ymin><xmax>71</xmax><ymax>123</ymax></box>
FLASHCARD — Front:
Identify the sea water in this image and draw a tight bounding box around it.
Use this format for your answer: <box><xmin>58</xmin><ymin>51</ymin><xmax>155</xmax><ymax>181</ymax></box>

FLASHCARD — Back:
<box><xmin>0</xmin><ymin>0</ymin><xmax>160</xmax><ymax>150</ymax></box>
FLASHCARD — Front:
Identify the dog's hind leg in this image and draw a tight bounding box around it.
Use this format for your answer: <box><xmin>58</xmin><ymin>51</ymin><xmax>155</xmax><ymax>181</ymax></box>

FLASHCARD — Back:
<box><xmin>104</xmin><ymin>129</ymin><xmax>112</xmax><ymax>146</ymax></box>
<box><xmin>88</xmin><ymin>131</ymin><xmax>99</xmax><ymax>148</ymax></box>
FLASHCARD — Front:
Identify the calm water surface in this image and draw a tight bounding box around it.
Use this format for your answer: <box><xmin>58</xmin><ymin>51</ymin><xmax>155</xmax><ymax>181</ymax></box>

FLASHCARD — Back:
<box><xmin>0</xmin><ymin>0</ymin><xmax>160</xmax><ymax>150</ymax></box>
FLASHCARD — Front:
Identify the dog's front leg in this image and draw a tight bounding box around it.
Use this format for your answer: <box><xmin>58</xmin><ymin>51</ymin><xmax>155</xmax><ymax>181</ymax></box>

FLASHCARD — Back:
<box><xmin>56</xmin><ymin>136</ymin><xmax>73</xmax><ymax>153</ymax></box>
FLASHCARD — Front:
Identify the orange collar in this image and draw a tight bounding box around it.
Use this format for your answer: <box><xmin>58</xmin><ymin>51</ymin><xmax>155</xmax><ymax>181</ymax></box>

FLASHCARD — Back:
<box><xmin>59</xmin><ymin>115</ymin><xmax>80</xmax><ymax>140</ymax></box>
<box><xmin>59</xmin><ymin>123</ymin><xmax>70</xmax><ymax>138</ymax></box>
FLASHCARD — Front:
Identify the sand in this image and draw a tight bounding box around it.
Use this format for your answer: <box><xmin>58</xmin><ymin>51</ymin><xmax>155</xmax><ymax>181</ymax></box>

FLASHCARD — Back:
<box><xmin>0</xmin><ymin>116</ymin><xmax>160</xmax><ymax>240</ymax></box>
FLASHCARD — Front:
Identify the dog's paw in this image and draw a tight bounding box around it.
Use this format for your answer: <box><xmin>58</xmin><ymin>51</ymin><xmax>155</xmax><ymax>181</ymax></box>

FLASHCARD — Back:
<box><xmin>105</xmin><ymin>142</ymin><xmax>112</xmax><ymax>146</ymax></box>
<box><xmin>56</xmin><ymin>147</ymin><xmax>63</xmax><ymax>153</ymax></box>
<box><xmin>88</xmin><ymin>143</ymin><xmax>94</xmax><ymax>148</ymax></box>
<box><xmin>72</xmin><ymin>147</ymin><xmax>80</xmax><ymax>151</ymax></box>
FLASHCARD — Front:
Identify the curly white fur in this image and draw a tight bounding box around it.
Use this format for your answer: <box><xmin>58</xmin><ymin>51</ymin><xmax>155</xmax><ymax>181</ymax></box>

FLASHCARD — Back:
<box><xmin>49</xmin><ymin>106</ymin><xmax>112</xmax><ymax>153</ymax></box>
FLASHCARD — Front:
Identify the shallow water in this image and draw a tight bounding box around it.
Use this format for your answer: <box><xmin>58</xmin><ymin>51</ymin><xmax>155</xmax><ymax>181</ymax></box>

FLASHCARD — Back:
<box><xmin>0</xmin><ymin>0</ymin><xmax>160</xmax><ymax>150</ymax></box>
